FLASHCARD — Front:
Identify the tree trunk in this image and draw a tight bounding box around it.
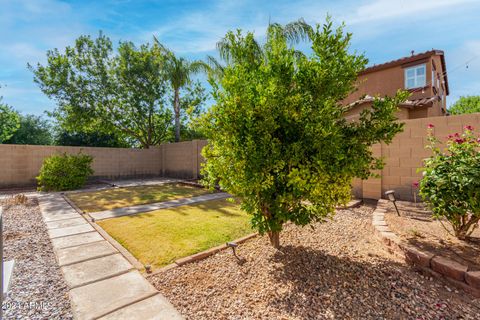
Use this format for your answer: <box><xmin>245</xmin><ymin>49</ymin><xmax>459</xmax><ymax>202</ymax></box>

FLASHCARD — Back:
<box><xmin>455</xmin><ymin>228</ymin><xmax>468</xmax><ymax>240</ymax></box>
<box><xmin>455</xmin><ymin>215</ymin><xmax>480</xmax><ymax>240</ymax></box>
<box><xmin>174</xmin><ymin>89</ymin><xmax>181</xmax><ymax>142</ymax></box>
<box><xmin>268</xmin><ymin>231</ymin><xmax>280</xmax><ymax>249</ymax></box>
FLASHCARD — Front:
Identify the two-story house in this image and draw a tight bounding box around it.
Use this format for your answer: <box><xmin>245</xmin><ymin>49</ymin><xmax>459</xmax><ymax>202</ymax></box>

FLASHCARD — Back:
<box><xmin>344</xmin><ymin>50</ymin><xmax>449</xmax><ymax>120</ymax></box>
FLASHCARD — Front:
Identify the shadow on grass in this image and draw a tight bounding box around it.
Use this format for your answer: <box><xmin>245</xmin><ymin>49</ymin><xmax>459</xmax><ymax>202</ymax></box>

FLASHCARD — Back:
<box><xmin>124</xmin><ymin>198</ymin><xmax>244</xmax><ymax>219</ymax></box>
<box><xmin>69</xmin><ymin>182</ymin><xmax>212</xmax><ymax>211</ymax></box>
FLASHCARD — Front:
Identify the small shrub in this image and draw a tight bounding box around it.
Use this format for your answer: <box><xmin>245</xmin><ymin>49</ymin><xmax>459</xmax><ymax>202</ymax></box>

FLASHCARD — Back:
<box><xmin>37</xmin><ymin>153</ymin><xmax>94</xmax><ymax>191</ymax></box>
<box><xmin>419</xmin><ymin>125</ymin><xmax>480</xmax><ymax>240</ymax></box>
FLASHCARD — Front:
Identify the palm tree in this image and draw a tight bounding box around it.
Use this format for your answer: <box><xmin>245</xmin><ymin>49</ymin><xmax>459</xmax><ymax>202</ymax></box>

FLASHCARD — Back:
<box><xmin>153</xmin><ymin>37</ymin><xmax>206</xmax><ymax>142</ymax></box>
<box><xmin>203</xmin><ymin>18</ymin><xmax>313</xmax><ymax>81</ymax></box>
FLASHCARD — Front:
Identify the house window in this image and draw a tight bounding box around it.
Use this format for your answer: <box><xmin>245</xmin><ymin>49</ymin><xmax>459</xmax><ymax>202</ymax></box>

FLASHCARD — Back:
<box><xmin>404</xmin><ymin>64</ymin><xmax>426</xmax><ymax>89</ymax></box>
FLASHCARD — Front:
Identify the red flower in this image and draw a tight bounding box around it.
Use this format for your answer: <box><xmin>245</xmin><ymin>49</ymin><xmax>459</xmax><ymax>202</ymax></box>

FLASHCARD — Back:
<box><xmin>447</xmin><ymin>134</ymin><xmax>454</xmax><ymax>139</ymax></box>
<box><xmin>412</xmin><ymin>181</ymin><xmax>419</xmax><ymax>188</ymax></box>
<box><xmin>427</xmin><ymin>124</ymin><xmax>434</xmax><ymax>129</ymax></box>
<box><xmin>454</xmin><ymin>133</ymin><xmax>460</xmax><ymax>137</ymax></box>
<box><xmin>455</xmin><ymin>138</ymin><xmax>465</xmax><ymax>144</ymax></box>
<box><xmin>465</xmin><ymin>125</ymin><xmax>474</xmax><ymax>131</ymax></box>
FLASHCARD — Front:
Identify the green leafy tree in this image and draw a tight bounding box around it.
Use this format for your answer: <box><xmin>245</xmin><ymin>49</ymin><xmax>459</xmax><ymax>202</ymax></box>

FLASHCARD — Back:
<box><xmin>5</xmin><ymin>114</ymin><xmax>52</xmax><ymax>145</ymax></box>
<box><xmin>201</xmin><ymin>19</ymin><xmax>408</xmax><ymax>248</ymax></box>
<box><xmin>54</xmin><ymin>129</ymin><xmax>131</xmax><ymax>147</ymax></box>
<box><xmin>449</xmin><ymin>96</ymin><xmax>480</xmax><ymax>115</ymax></box>
<box><xmin>419</xmin><ymin>125</ymin><xmax>480</xmax><ymax>239</ymax></box>
<box><xmin>0</xmin><ymin>97</ymin><xmax>20</xmax><ymax>143</ymax></box>
<box><xmin>154</xmin><ymin>37</ymin><xmax>206</xmax><ymax>142</ymax></box>
<box><xmin>30</xmin><ymin>33</ymin><xmax>173</xmax><ymax>148</ymax></box>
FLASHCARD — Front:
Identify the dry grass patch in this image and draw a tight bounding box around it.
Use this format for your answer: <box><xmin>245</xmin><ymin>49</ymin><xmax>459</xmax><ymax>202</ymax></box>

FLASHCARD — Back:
<box><xmin>67</xmin><ymin>183</ymin><xmax>213</xmax><ymax>212</ymax></box>
<box><xmin>97</xmin><ymin>199</ymin><xmax>252</xmax><ymax>270</ymax></box>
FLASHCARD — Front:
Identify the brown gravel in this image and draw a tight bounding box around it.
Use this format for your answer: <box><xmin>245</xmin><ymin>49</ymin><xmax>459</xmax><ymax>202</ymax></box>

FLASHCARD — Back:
<box><xmin>150</xmin><ymin>204</ymin><xmax>479</xmax><ymax>319</ymax></box>
<box><xmin>385</xmin><ymin>201</ymin><xmax>480</xmax><ymax>270</ymax></box>
<box><xmin>1</xmin><ymin>197</ymin><xmax>73</xmax><ymax>320</ymax></box>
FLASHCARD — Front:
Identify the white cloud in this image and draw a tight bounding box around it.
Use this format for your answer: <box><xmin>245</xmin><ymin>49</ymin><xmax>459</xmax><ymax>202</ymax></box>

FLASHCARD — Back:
<box><xmin>348</xmin><ymin>0</ymin><xmax>478</xmax><ymax>24</ymax></box>
<box><xmin>141</xmin><ymin>1</ymin><xmax>268</xmax><ymax>53</ymax></box>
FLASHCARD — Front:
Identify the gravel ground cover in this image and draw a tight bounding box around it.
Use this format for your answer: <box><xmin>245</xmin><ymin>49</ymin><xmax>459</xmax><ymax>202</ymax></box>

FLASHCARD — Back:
<box><xmin>150</xmin><ymin>204</ymin><xmax>479</xmax><ymax>319</ymax></box>
<box><xmin>1</xmin><ymin>196</ymin><xmax>73</xmax><ymax>320</ymax></box>
<box><xmin>384</xmin><ymin>201</ymin><xmax>480</xmax><ymax>270</ymax></box>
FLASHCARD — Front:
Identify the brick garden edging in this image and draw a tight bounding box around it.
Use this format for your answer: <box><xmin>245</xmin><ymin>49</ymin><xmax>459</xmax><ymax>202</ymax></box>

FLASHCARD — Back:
<box><xmin>372</xmin><ymin>199</ymin><xmax>480</xmax><ymax>298</ymax></box>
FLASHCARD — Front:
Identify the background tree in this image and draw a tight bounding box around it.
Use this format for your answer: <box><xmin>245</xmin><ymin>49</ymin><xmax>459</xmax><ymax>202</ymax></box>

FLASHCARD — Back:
<box><xmin>449</xmin><ymin>95</ymin><xmax>480</xmax><ymax>115</ymax></box>
<box><xmin>30</xmin><ymin>33</ymin><xmax>173</xmax><ymax>148</ymax></box>
<box><xmin>201</xmin><ymin>19</ymin><xmax>408</xmax><ymax>248</ymax></box>
<box><xmin>154</xmin><ymin>37</ymin><xmax>206</xmax><ymax>142</ymax></box>
<box><xmin>167</xmin><ymin>80</ymin><xmax>208</xmax><ymax>141</ymax></box>
<box><xmin>4</xmin><ymin>114</ymin><xmax>52</xmax><ymax>145</ymax></box>
<box><xmin>54</xmin><ymin>129</ymin><xmax>130</xmax><ymax>147</ymax></box>
<box><xmin>0</xmin><ymin>96</ymin><xmax>20</xmax><ymax>143</ymax></box>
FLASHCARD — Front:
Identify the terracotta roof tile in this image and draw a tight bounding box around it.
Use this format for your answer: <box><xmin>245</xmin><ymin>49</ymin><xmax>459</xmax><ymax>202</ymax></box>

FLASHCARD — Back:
<box><xmin>348</xmin><ymin>95</ymin><xmax>439</xmax><ymax>109</ymax></box>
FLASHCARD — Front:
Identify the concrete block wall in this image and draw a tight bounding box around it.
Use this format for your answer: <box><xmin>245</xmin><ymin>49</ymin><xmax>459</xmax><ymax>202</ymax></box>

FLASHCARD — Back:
<box><xmin>3</xmin><ymin>113</ymin><xmax>479</xmax><ymax>193</ymax></box>
<box><xmin>357</xmin><ymin>113</ymin><xmax>480</xmax><ymax>201</ymax></box>
<box><xmin>0</xmin><ymin>140</ymin><xmax>208</xmax><ymax>188</ymax></box>
<box><xmin>161</xmin><ymin>140</ymin><xmax>207</xmax><ymax>179</ymax></box>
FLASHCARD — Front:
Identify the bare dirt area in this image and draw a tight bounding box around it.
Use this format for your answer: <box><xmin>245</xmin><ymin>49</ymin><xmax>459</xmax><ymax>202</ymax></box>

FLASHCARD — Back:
<box><xmin>150</xmin><ymin>204</ymin><xmax>479</xmax><ymax>320</ymax></box>
<box><xmin>1</xmin><ymin>196</ymin><xmax>73</xmax><ymax>320</ymax></box>
<box><xmin>384</xmin><ymin>201</ymin><xmax>480</xmax><ymax>271</ymax></box>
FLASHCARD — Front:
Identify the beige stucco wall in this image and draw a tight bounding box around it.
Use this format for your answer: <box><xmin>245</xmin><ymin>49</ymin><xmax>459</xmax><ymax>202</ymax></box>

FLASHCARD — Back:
<box><xmin>356</xmin><ymin>113</ymin><xmax>480</xmax><ymax>201</ymax></box>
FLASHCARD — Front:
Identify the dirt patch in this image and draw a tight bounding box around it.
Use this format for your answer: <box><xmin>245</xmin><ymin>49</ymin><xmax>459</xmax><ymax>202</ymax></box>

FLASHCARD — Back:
<box><xmin>150</xmin><ymin>205</ymin><xmax>479</xmax><ymax>319</ymax></box>
<box><xmin>384</xmin><ymin>201</ymin><xmax>480</xmax><ymax>271</ymax></box>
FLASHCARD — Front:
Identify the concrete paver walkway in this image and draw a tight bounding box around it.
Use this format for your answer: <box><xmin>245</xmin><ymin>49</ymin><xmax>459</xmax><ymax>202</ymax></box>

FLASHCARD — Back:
<box><xmin>90</xmin><ymin>192</ymin><xmax>231</xmax><ymax>220</ymax></box>
<box><xmin>38</xmin><ymin>193</ymin><xmax>183</xmax><ymax>320</ymax></box>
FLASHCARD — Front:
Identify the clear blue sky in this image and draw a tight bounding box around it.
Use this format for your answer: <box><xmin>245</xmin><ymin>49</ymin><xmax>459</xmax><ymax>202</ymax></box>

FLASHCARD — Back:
<box><xmin>1</xmin><ymin>0</ymin><xmax>479</xmax><ymax>116</ymax></box>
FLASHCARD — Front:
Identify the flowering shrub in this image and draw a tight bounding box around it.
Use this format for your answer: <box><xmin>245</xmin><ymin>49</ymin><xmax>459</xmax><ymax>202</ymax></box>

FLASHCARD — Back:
<box><xmin>419</xmin><ymin>125</ymin><xmax>480</xmax><ymax>239</ymax></box>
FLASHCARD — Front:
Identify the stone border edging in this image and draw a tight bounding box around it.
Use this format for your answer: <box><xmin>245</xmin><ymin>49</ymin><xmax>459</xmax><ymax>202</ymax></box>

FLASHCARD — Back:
<box><xmin>63</xmin><ymin>191</ymin><xmax>258</xmax><ymax>276</ymax></box>
<box><xmin>38</xmin><ymin>193</ymin><xmax>183</xmax><ymax>319</ymax></box>
<box><xmin>373</xmin><ymin>199</ymin><xmax>480</xmax><ymax>298</ymax></box>
<box><xmin>62</xmin><ymin>194</ymin><xmax>145</xmax><ymax>271</ymax></box>
<box><xmin>146</xmin><ymin>233</ymin><xmax>258</xmax><ymax>278</ymax></box>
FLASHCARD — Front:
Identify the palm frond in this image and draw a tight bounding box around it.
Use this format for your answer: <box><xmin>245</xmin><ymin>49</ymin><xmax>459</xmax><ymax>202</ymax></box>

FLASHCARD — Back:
<box><xmin>283</xmin><ymin>19</ymin><xmax>313</xmax><ymax>43</ymax></box>
<box><xmin>152</xmin><ymin>35</ymin><xmax>174</xmax><ymax>58</ymax></box>
<box><xmin>216</xmin><ymin>36</ymin><xmax>233</xmax><ymax>63</ymax></box>
<box><xmin>267</xmin><ymin>19</ymin><xmax>313</xmax><ymax>45</ymax></box>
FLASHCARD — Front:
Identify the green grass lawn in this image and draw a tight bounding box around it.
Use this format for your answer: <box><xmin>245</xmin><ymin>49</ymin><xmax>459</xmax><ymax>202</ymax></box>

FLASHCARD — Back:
<box><xmin>67</xmin><ymin>183</ymin><xmax>213</xmax><ymax>212</ymax></box>
<box><xmin>97</xmin><ymin>198</ymin><xmax>252</xmax><ymax>270</ymax></box>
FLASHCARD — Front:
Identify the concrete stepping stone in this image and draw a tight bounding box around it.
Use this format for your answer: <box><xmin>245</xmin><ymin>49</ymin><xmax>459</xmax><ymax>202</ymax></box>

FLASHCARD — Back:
<box><xmin>46</xmin><ymin>217</ymin><xmax>87</xmax><ymax>229</ymax></box>
<box><xmin>99</xmin><ymin>294</ymin><xmax>183</xmax><ymax>320</ymax></box>
<box><xmin>61</xmin><ymin>254</ymin><xmax>133</xmax><ymax>288</ymax></box>
<box><xmin>69</xmin><ymin>271</ymin><xmax>158</xmax><ymax>319</ymax></box>
<box><xmin>38</xmin><ymin>190</ymin><xmax>183</xmax><ymax>319</ymax></box>
<box><xmin>92</xmin><ymin>192</ymin><xmax>231</xmax><ymax>220</ymax></box>
<box><xmin>43</xmin><ymin>212</ymin><xmax>80</xmax><ymax>222</ymax></box>
<box><xmin>48</xmin><ymin>223</ymin><xmax>94</xmax><ymax>239</ymax></box>
<box><xmin>56</xmin><ymin>241</ymin><xmax>116</xmax><ymax>266</ymax></box>
<box><xmin>51</xmin><ymin>231</ymin><xmax>104</xmax><ymax>250</ymax></box>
